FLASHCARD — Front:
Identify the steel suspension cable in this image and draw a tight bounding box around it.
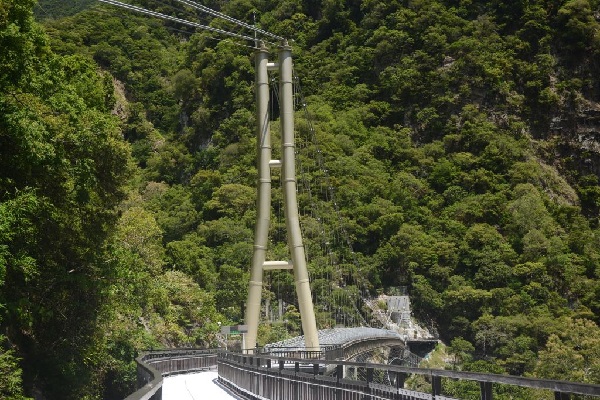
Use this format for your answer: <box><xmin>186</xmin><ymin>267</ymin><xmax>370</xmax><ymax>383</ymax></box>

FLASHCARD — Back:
<box><xmin>291</xmin><ymin>75</ymin><xmax>340</xmax><ymax>328</ymax></box>
<box><xmin>172</xmin><ymin>0</ymin><xmax>284</xmax><ymax>41</ymax></box>
<box><xmin>148</xmin><ymin>0</ymin><xmax>194</xmax><ymax>16</ymax></box>
<box><xmin>294</xmin><ymin>94</ymin><xmax>339</xmax><ymax>326</ymax></box>
<box><xmin>92</xmin><ymin>7</ymin><xmax>258</xmax><ymax>49</ymax></box>
<box><xmin>294</xmin><ymin>74</ymin><xmax>370</xmax><ymax>327</ymax></box>
<box><xmin>294</xmin><ymin>105</ymin><xmax>346</xmax><ymax>327</ymax></box>
<box><xmin>98</xmin><ymin>0</ymin><xmax>265</xmax><ymax>43</ymax></box>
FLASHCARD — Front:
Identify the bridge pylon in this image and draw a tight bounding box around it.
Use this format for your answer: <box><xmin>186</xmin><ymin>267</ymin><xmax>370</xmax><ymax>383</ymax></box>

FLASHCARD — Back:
<box><xmin>244</xmin><ymin>41</ymin><xmax>320</xmax><ymax>352</ymax></box>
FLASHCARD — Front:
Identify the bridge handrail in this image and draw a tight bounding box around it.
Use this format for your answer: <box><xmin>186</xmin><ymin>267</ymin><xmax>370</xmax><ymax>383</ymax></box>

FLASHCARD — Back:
<box><xmin>123</xmin><ymin>352</ymin><xmax>163</xmax><ymax>400</ymax></box>
<box><xmin>258</xmin><ymin>344</ymin><xmax>343</xmax><ymax>359</ymax></box>
<box><xmin>123</xmin><ymin>349</ymin><xmax>219</xmax><ymax>400</ymax></box>
<box><xmin>123</xmin><ymin>348</ymin><xmax>600</xmax><ymax>399</ymax></box>
<box><xmin>218</xmin><ymin>351</ymin><xmax>600</xmax><ymax>397</ymax></box>
<box><xmin>383</xmin><ymin>363</ymin><xmax>600</xmax><ymax>396</ymax></box>
<box><xmin>140</xmin><ymin>348</ymin><xmax>218</xmax><ymax>362</ymax></box>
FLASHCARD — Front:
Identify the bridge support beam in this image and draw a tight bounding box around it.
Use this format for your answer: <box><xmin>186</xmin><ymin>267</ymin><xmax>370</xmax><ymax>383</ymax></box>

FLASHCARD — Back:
<box><xmin>245</xmin><ymin>41</ymin><xmax>319</xmax><ymax>351</ymax></box>
<box><xmin>245</xmin><ymin>43</ymin><xmax>271</xmax><ymax>351</ymax></box>
<box><xmin>278</xmin><ymin>40</ymin><xmax>319</xmax><ymax>351</ymax></box>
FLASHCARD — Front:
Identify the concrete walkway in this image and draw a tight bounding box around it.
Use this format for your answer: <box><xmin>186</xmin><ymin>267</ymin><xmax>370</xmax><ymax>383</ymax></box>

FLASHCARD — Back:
<box><xmin>162</xmin><ymin>371</ymin><xmax>240</xmax><ymax>400</ymax></box>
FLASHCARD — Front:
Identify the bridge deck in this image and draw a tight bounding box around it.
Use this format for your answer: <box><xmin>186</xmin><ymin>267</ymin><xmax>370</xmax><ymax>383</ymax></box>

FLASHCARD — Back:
<box><xmin>265</xmin><ymin>327</ymin><xmax>405</xmax><ymax>349</ymax></box>
<box><xmin>162</xmin><ymin>371</ymin><xmax>237</xmax><ymax>400</ymax></box>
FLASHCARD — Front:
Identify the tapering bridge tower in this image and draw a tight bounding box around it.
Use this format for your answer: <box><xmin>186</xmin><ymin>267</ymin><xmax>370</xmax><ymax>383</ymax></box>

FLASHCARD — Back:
<box><xmin>244</xmin><ymin>41</ymin><xmax>320</xmax><ymax>352</ymax></box>
<box><xmin>94</xmin><ymin>0</ymin><xmax>318</xmax><ymax>357</ymax></box>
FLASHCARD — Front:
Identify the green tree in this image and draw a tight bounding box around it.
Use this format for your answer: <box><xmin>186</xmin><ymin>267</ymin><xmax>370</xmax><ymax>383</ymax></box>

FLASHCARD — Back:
<box><xmin>459</xmin><ymin>224</ymin><xmax>517</xmax><ymax>289</ymax></box>
<box><xmin>0</xmin><ymin>335</ymin><xmax>30</xmax><ymax>400</ymax></box>
<box><xmin>556</xmin><ymin>0</ymin><xmax>600</xmax><ymax>54</ymax></box>
<box><xmin>535</xmin><ymin>319</ymin><xmax>600</xmax><ymax>383</ymax></box>
<box><xmin>448</xmin><ymin>336</ymin><xmax>474</xmax><ymax>369</ymax></box>
<box><xmin>0</xmin><ymin>2</ymin><xmax>131</xmax><ymax>397</ymax></box>
<box><xmin>15</xmin><ymin>0</ymin><xmax>600</xmax><ymax>393</ymax></box>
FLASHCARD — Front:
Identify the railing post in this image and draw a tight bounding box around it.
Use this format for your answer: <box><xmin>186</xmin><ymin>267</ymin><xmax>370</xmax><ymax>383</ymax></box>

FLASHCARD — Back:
<box><xmin>432</xmin><ymin>375</ymin><xmax>442</xmax><ymax>398</ymax></box>
<box><xmin>395</xmin><ymin>371</ymin><xmax>404</xmax><ymax>400</ymax></box>
<box><xmin>366</xmin><ymin>367</ymin><xmax>374</xmax><ymax>400</ymax></box>
<box><xmin>293</xmin><ymin>368</ymin><xmax>299</xmax><ymax>400</ymax></box>
<box><xmin>480</xmin><ymin>381</ymin><xmax>492</xmax><ymax>400</ymax></box>
<box><xmin>334</xmin><ymin>364</ymin><xmax>344</xmax><ymax>400</ymax></box>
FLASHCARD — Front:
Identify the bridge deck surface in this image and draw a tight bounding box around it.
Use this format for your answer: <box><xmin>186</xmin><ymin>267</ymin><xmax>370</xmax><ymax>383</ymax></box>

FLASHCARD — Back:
<box><xmin>162</xmin><ymin>371</ymin><xmax>239</xmax><ymax>400</ymax></box>
<box><xmin>266</xmin><ymin>327</ymin><xmax>405</xmax><ymax>349</ymax></box>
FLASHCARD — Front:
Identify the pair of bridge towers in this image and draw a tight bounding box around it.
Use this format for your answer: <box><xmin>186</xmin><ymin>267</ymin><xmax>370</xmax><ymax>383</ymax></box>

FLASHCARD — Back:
<box><xmin>244</xmin><ymin>41</ymin><xmax>320</xmax><ymax>352</ymax></box>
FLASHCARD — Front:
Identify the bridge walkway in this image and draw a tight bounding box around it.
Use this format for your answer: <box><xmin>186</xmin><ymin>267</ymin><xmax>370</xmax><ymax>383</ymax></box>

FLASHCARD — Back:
<box><xmin>123</xmin><ymin>347</ymin><xmax>600</xmax><ymax>400</ymax></box>
<box><xmin>162</xmin><ymin>371</ymin><xmax>238</xmax><ymax>400</ymax></box>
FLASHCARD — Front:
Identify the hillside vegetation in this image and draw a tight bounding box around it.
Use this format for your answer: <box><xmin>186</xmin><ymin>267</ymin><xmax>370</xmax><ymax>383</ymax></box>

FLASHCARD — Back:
<box><xmin>1</xmin><ymin>0</ymin><xmax>600</xmax><ymax>398</ymax></box>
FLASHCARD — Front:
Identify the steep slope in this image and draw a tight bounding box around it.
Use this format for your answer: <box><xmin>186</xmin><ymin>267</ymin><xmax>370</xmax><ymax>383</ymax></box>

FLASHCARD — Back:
<box><xmin>34</xmin><ymin>0</ymin><xmax>95</xmax><ymax>20</ymax></box>
<box><xmin>1</xmin><ymin>0</ymin><xmax>598</xmax><ymax>397</ymax></box>
<box><xmin>46</xmin><ymin>0</ymin><xmax>600</xmax><ymax>380</ymax></box>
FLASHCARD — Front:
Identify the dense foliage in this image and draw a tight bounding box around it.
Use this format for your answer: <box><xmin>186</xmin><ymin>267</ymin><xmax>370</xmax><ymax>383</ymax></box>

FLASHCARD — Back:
<box><xmin>34</xmin><ymin>0</ymin><xmax>95</xmax><ymax>19</ymax></box>
<box><xmin>1</xmin><ymin>0</ymin><xmax>600</xmax><ymax>398</ymax></box>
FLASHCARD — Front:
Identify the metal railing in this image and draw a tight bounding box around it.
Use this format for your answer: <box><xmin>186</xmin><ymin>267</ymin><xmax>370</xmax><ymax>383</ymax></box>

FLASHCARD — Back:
<box><xmin>124</xmin><ymin>353</ymin><xmax>163</xmax><ymax>400</ymax></box>
<box><xmin>249</xmin><ymin>344</ymin><xmax>343</xmax><ymax>359</ymax></box>
<box><xmin>217</xmin><ymin>351</ymin><xmax>600</xmax><ymax>400</ymax></box>
<box><xmin>123</xmin><ymin>349</ymin><xmax>218</xmax><ymax>400</ymax></box>
<box><xmin>124</xmin><ymin>348</ymin><xmax>600</xmax><ymax>400</ymax></box>
<box><xmin>262</xmin><ymin>328</ymin><xmax>417</xmax><ymax>364</ymax></box>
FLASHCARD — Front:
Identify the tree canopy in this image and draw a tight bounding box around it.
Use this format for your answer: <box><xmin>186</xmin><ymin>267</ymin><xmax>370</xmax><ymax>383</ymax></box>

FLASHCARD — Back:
<box><xmin>1</xmin><ymin>0</ymin><xmax>600</xmax><ymax>398</ymax></box>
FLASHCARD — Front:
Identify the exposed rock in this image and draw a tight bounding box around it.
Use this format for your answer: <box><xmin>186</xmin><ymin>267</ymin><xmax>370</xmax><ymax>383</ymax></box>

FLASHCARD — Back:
<box><xmin>111</xmin><ymin>77</ymin><xmax>128</xmax><ymax>121</ymax></box>
<box><xmin>549</xmin><ymin>98</ymin><xmax>600</xmax><ymax>178</ymax></box>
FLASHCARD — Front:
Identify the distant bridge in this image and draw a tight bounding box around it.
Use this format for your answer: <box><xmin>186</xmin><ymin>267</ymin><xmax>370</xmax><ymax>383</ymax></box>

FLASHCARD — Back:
<box><xmin>263</xmin><ymin>327</ymin><xmax>421</xmax><ymax>365</ymax></box>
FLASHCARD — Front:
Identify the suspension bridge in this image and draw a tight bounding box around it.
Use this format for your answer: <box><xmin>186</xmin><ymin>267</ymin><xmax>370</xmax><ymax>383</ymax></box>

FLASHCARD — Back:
<box><xmin>90</xmin><ymin>1</ymin><xmax>600</xmax><ymax>399</ymax></box>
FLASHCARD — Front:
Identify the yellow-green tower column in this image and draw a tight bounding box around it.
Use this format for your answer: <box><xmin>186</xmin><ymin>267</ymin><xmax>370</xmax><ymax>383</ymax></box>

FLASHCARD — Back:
<box><xmin>278</xmin><ymin>40</ymin><xmax>320</xmax><ymax>350</ymax></box>
<box><xmin>244</xmin><ymin>42</ymin><xmax>271</xmax><ymax>352</ymax></box>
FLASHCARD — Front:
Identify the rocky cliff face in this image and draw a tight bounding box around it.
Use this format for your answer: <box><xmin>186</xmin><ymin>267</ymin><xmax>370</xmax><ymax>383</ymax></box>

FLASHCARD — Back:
<box><xmin>543</xmin><ymin>94</ymin><xmax>600</xmax><ymax>219</ymax></box>
<box><xmin>575</xmin><ymin>105</ymin><xmax>600</xmax><ymax>153</ymax></box>
<box><xmin>552</xmin><ymin>100</ymin><xmax>600</xmax><ymax>178</ymax></box>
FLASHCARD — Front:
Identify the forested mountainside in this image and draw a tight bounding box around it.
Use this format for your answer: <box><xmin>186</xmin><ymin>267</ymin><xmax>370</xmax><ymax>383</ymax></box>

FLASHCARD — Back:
<box><xmin>34</xmin><ymin>0</ymin><xmax>95</xmax><ymax>19</ymax></box>
<box><xmin>2</xmin><ymin>0</ymin><xmax>600</xmax><ymax>398</ymax></box>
